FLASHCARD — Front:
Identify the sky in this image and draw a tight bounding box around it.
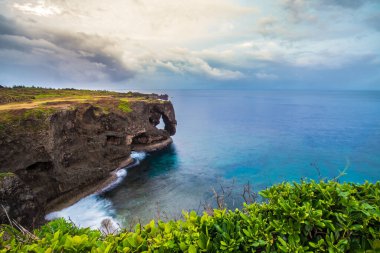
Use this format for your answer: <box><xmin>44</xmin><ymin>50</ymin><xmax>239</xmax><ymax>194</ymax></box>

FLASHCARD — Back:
<box><xmin>0</xmin><ymin>0</ymin><xmax>379</xmax><ymax>90</ymax></box>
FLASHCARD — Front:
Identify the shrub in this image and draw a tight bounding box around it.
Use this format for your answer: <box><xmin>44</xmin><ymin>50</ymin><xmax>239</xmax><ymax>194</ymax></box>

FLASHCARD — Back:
<box><xmin>1</xmin><ymin>180</ymin><xmax>379</xmax><ymax>252</ymax></box>
<box><xmin>118</xmin><ymin>99</ymin><xmax>132</xmax><ymax>113</ymax></box>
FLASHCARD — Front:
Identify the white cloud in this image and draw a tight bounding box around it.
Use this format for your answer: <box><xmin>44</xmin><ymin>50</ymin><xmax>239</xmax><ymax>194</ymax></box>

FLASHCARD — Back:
<box><xmin>150</xmin><ymin>48</ymin><xmax>244</xmax><ymax>80</ymax></box>
<box><xmin>14</xmin><ymin>1</ymin><xmax>62</xmax><ymax>17</ymax></box>
<box><xmin>25</xmin><ymin>0</ymin><xmax>255</xmax><ymax>43</ymax></box>
<box><xmin>231</xmin><ymin>34</ymin><xmax>380</xmax><ymax>69</ymax></box>
<box><xmin>1</xmin><ymin>0</ymin><xmax>379</xmax><ymax>86</ymax></box>
<box><xmin>0</xmin><ymin>0</ymin><xmax>253</xmax><ymax>82</ymax></box>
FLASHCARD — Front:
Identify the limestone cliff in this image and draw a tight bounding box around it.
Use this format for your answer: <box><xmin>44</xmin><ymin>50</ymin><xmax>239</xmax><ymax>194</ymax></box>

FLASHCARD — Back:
<box><xmin>0</xmin><ymin>93</ymin><xmax>176</xmax><ymax>228</ymax></box>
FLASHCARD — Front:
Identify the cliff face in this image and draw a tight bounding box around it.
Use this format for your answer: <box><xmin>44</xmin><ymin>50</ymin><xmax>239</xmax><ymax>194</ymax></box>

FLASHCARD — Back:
<box><xmin>0</xmin><ymin>99</ymin><xmax>176</xmax><ymax>227</ymax></box>
<box><xmin>0</xmin><ymin>173</ymin><xmax>41</xmax><ymax>227</ymax></box>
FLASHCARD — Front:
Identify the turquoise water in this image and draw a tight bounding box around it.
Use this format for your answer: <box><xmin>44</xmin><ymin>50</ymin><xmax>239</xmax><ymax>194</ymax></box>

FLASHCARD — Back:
<box><xmin>48</xmin><ymin>90</ymin><xmax>380</xmax><ymax>228</ymax></box>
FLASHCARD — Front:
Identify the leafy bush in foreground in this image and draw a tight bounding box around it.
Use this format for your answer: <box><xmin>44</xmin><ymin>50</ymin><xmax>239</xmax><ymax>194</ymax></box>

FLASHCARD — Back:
<box><xmin>1</xmin><ymin>180</ymin><xmax>379</xmax><ymax>252</ymax></box>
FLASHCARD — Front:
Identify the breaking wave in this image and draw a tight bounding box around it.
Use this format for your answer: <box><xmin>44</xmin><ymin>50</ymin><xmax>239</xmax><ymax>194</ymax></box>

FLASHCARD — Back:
<box><xmin>45</xmin><ymin>151</ymin><xmax>147</xmax><ymax>229</ymax></box>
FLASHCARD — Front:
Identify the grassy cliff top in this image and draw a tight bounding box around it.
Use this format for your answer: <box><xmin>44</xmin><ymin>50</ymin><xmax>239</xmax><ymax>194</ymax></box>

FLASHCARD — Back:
<box><xmin>0</xmin><ymin>86</ymin><xmax>168</xmax><ymax>133</ymax></box>
<box><xmin>0</xmin><ymin>86</ymin><xmax>121</xmax><ymax>105</ymax></box>
<box><xmin>0</xmin><ymin>86</ymin><xmax>168</xmax><ymax>106</ymax></box>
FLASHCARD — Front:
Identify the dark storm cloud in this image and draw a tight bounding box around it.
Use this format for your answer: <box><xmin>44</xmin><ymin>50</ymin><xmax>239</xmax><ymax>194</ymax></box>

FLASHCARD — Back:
<box><xmin>0</xmin><ymin>15</ymin><xmax>26</xmax><ymax>36</ymax></box>
<box><xmin>0</xmin><ymin>15</ymin><xmax>13</xmax><ymax>35</ymax></box>
<box><xmin>0</xmin><ymin>35</ymin><xmax>35</xmax><ymax>52</ymax></box>
<box><xmin>44</xmin><ymin>32</ymin><xmax>135</xmax><ymax>82</ymax></box>
<box><xmin>0</xmin><ymin>14</ymin><xmax>135</xmax><ymax>82</ymax></box>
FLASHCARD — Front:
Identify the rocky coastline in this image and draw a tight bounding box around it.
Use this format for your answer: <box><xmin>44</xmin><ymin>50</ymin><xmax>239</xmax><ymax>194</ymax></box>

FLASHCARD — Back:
<box><xmin>0</xmin><ymin>89</ymin><xmax>176</xmax><ymax>228</ymax></box>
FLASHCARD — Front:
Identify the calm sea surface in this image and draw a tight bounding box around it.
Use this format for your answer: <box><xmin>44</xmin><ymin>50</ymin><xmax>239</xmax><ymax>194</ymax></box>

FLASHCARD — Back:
<box><xmin>47</xmin><ymin>90</ymin><xmax>380</xmax><ymax>228</ymax></box>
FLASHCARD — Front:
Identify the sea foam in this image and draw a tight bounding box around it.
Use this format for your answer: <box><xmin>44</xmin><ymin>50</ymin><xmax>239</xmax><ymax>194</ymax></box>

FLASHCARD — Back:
<box><xmin>45</xmin><ymin>151</ymin><xmax>147</xmax><ymax>229</ymax></box>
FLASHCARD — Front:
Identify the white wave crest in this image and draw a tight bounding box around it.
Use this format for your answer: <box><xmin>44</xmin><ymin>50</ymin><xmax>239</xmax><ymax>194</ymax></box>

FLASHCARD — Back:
<box><xmin>131</xmin><ymin>151</ymin><xmax>147</xmax><ymax>161</ymax></box>
<box><xmin>45</xmin><ymin>194</ymin><xmax>118</xmax><ymax>230</ymax></box>
<box><xmin>100</xmin><ymin>168</ymin><xmax>128</xmax><ymax>193</ymax></box>
<box><xmin>45</xmin><ymin>151</ymin><xmax>148</xmax><ymax>228</ymax></box>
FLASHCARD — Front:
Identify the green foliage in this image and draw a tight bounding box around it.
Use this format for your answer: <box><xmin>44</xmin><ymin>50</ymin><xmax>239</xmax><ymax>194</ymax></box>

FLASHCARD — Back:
<box><xmin>0</xmin><ymin>87</ymin><xmax>119</xmax><ymax>104</ymax></box>
<box><xmin>0</xmin><ymin>172</ymin><xmax>14</xmax><ymax>179</ymax></box>
<box><xmin>22</xmin><ymin>107</ymin><xmax>57</xmax><ymax>120</ymax></box>
<box><xmin>1</xmin><ymin>181</ymin><xmax>379</xmax><ymax>252</ymax></box>
<box><xmin>118</xmin><ymin>99</ymin><xmax>132</xmax><ymax>113</ymax></box>
<box><xmin>0</xmin><ymin>107</ymin><xmax>58</xmax><ymax>135</ymax></box>
<box><xmin>0</xmin><ymin>107</ymin><xmax>57</xmax><ymax>123</ymax></box>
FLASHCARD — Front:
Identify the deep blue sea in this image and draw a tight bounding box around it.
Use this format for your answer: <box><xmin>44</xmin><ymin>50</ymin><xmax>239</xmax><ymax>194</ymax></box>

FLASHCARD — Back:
<box><xmin>47</xmin><ymin>90</ymin><xmax>380</xmax><ymax>228</ymax></box>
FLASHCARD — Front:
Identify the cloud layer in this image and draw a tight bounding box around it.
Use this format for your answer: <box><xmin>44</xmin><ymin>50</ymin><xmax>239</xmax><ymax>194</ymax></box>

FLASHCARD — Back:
<box><xmin>0</xmin><ymin>0</ymin><xmax>379</xmax><ymax>89</ymax></box>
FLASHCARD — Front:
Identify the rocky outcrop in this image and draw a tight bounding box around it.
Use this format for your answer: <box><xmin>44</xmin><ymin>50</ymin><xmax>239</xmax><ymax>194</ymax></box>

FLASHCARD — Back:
<box><xmin>0</xmin><ymin>173</ymin><xmax>42</xmax><ymax>228</ymax></box>
<box><xmin>0</xmin><ymin>98</ymin><xmax>176</xmax><ymax>227</ymax></box>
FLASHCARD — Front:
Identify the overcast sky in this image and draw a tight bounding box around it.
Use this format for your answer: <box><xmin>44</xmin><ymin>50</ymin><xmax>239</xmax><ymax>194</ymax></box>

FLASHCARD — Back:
<box><xmin>0</xmin><ymin>0</ymin><xmax>379</xmax><ymax>90</ymax></box>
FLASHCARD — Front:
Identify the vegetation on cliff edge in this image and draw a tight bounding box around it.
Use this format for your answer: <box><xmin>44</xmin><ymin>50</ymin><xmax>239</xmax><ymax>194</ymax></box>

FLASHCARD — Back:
<box><xmin>0</xmin><ymin>172</ymin><xmax>14</xmax><ymax>179</ymax></box>
<box><xmin>1</xmin><ymin>180</ymin><xmax>379</xmax><ymax>252</ymax></box>
<box><xmin>0</xmin><ymin>86</ymin><xmax>153</xmax><ymax>105</ymax></box>
<box><xmin>0</xmin><ymin>86</ymin><xmax>168</xmax><ymax>134</ymax></box>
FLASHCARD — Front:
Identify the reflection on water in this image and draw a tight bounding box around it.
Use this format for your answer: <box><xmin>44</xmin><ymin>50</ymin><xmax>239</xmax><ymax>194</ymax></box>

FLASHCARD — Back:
<box><xmin>47</xmin><ymin>90</ymin><xmax>380</xmax><ymax>227</ymax></box>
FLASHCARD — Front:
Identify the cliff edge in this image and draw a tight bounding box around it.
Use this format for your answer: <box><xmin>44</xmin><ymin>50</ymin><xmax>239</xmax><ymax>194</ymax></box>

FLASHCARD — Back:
<box><xmin>0</xmin><ymin>87</ymin><xmax>176</xmax><ymax>228</ymax></box>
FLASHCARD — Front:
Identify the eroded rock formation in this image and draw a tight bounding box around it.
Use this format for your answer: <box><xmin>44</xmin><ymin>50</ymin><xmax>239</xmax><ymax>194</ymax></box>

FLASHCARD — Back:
<box><xmin>0</xmin><ymin>99</ymin><xmax>176</xmax><ymax>227</ymax></box>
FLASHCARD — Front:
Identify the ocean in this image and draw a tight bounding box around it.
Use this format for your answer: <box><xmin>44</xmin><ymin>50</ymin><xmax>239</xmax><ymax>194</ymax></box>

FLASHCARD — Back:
<box><xmin>46</xmin><ymin>89</ymin><xmax>380</xmax><ymax>228</ymax></box>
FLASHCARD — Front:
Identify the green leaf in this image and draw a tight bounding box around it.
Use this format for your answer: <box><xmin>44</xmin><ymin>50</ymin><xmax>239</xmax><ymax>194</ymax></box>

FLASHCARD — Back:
<box><xmin>277</xmin><ymin>237</ymin><xmax>287</xmax><ymax>247</ymax></box>
<box><xmin>243</xmin><ymin>229</ymin><xmax>251</xmax><ymax>237</ymax></box>
<box><xmin>197</xmin><ymin>233</ymin><xmax>208</xmax><ymax>249</ymax></box>
<box><xmin>104</xmin><ymin>243</ymin><xmax>113</xmax><ymax>253</ymax></box>
<box><xmin>372</xmin><ymin>239</ymin><xmax>380</xmax><ymax>250</ymax></box>
<box><xmin>350</xmin><ymin>224</ymin><xmax>363</xmax><ymax>231</ymax></box>
<box><xmin>309</xmin><ymin>242</ymin><xmax>317</xmax><ymax>248</ymax></box>
<box><xmin>188</xmin><ymin>245</ymin><xmax>197</xmax><ymax>253</ymax></box>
